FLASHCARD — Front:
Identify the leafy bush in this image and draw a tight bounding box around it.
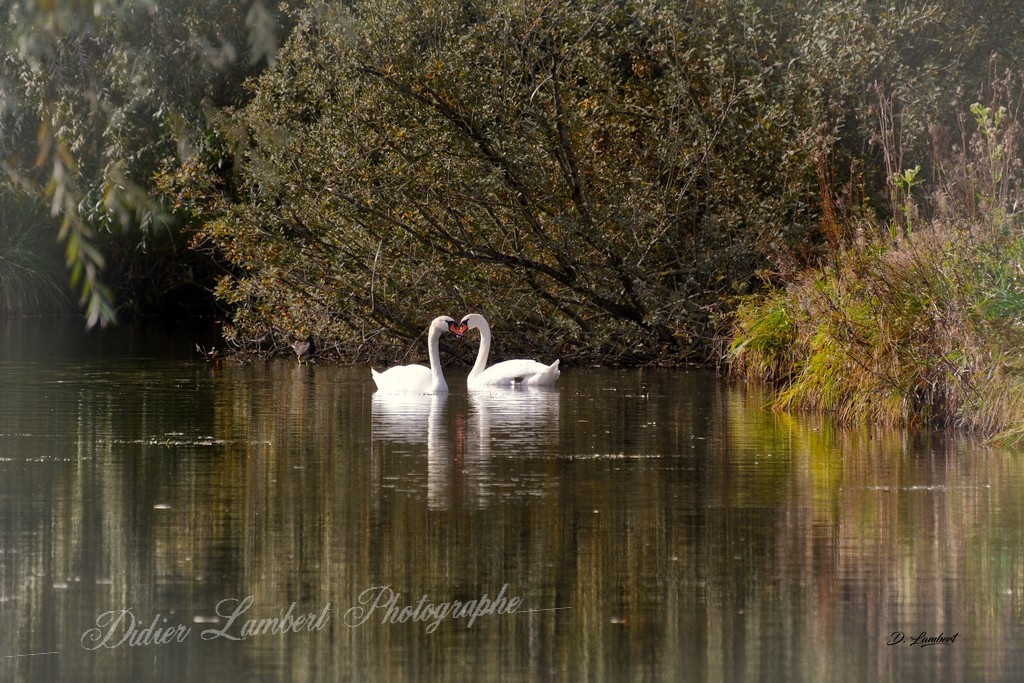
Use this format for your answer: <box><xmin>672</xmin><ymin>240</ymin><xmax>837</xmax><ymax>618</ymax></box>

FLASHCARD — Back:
<box><xmin>0</xmin><ymin>0</ymin><xmax>302</xmax><ymax>323</ymax></box>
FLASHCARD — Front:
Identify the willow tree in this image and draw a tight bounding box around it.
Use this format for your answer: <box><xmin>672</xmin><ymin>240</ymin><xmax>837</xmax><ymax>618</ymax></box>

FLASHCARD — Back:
<box><xmin>195</xmin><ymin>0</ymin><xmax>988</xmax><ymax>363</ymax></box>
<box><xmin>0</xmin><ymin>0</ymin><xmax>299</xmax><ymax>323</ymax></box>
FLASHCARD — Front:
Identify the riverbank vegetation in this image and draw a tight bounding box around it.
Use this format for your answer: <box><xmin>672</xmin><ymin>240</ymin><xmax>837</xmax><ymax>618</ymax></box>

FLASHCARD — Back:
<box><xmin>175</xmin><ymin>0</ymin><xmax>1022</xmax><ymax>365</ymax></box>
<box><xmin>0</xmin><ymin>186</ymin><xmax>70</xmax><ymax>315</ymax></box>
<box><xmin>3</xmin><ymin>0</ymin><xmax>1024</xmax><ymax>435</ymax></box>
<box><xmin>730</xmin><ymin>86</ymin><xmax>1024</xmax><ymax>442</ymax></box>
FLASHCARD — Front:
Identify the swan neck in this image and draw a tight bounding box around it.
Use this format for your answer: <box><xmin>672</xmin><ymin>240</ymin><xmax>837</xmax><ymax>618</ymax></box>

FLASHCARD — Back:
<box><xmin>471</xmin><ymin>320</ymin><xmax>492</xmax><ymax>377</ymax></box>
<box><xmin>428</xmin><ymin>327</ymin><xmax>444</xmax><ymax>382</ymax></box>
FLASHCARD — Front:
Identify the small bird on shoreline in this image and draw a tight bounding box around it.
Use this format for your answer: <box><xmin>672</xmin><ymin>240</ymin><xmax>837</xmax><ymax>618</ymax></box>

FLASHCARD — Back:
<box><xmin>292</xmin><ymin>336</ymin><xmax>315</xmax><ymax>364</ymax></box>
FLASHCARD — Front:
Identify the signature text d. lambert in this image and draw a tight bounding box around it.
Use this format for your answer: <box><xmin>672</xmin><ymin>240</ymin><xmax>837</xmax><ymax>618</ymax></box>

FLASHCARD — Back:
<box><xmin>887</xmin><ymin>631</ymin><xmax>959</xmax><ymax>647</ymax></box>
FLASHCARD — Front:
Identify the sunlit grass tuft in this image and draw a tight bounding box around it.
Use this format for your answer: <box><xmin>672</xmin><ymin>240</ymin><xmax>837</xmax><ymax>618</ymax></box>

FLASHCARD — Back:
<box><xmin>728</xmin><ymin>291</ymin><xmax>798</xmax><ymax>384</ymax></box>
<box><xmin>730</xmin><ymin>221</ymin><xmax>1024</xmax><ymax>441</ymax></box>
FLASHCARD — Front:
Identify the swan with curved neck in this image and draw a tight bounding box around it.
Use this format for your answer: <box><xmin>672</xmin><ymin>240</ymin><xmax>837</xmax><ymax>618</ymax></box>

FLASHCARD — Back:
<box><xmin>461</xmin><ymin>313</ymin><xmax>560</xmax><ymax>388</ymax></box>
<box><xmin>371</xmin><ymin>316</ymin><xmax>464</xmax><ymax>393</ymax></box>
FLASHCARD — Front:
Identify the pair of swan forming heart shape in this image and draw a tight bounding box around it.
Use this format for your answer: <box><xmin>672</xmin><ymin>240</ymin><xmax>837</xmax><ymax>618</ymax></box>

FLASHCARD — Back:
<box><xmin>371</xmin><ymin>314</ymin><xmax>560</xmax><ymax>394</ymax></box>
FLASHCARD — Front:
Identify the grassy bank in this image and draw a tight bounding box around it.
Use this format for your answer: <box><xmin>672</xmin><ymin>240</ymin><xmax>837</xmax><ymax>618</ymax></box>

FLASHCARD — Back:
<box><xmin>728</xmin><ymin>100</ymin><xmax>1024</xmax><ymax>443</ymax></box>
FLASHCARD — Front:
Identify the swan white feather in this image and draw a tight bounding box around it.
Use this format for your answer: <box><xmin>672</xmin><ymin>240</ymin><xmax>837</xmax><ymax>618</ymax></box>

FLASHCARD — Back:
<box><xmin>461</xmin><ymin>313</ymin><xmax>560</xmax><ymax>389</ymax></box>
<box><xmin>371</xmin><ymin>316</ymin><xmax>462</xmax><ymax>394</ymax></box>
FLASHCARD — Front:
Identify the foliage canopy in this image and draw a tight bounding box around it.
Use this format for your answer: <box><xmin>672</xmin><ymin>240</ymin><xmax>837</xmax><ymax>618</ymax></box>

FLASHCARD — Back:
<box><xmin>192</xmin><ymin>0</ymin><xmax>1019</xmax><ymax>363</ymax></box>
<box><xmin>0</xmin><ymin>0</ymin><xmax>300</xmax><ymax>322</ymax></box>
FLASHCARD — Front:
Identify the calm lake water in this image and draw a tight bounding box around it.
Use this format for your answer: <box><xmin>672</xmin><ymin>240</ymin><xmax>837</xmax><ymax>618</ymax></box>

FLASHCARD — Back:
<box><xmin>1</xmin><ymin>319</ymin><xmax>1023</xmax><ymax>682</ymax></box>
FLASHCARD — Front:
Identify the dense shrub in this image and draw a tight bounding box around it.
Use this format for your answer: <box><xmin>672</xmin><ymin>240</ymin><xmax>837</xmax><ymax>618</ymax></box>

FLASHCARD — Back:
<box><xmin>0</xmin><ymin>187</ymin><xmax>71</xmax><ymax>315</ymax></box>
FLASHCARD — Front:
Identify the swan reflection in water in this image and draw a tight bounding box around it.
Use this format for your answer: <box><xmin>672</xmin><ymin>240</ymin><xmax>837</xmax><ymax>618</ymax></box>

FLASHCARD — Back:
<box><xmin>465</xmin><ymin>386</ymin><xmax>560</xmax><ymax>456</ymax></box>
<box><xmin>371</xmin><ymin>386</ymin><xmax>560</xmax><ymax>509</ymax></box>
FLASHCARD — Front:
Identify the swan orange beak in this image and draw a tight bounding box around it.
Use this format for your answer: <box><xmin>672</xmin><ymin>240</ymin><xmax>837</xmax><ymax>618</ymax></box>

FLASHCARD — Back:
<box><xmin>448</xmin><ymin>321</ymin><xmax>468</xmax><ymax>337</ymax></box>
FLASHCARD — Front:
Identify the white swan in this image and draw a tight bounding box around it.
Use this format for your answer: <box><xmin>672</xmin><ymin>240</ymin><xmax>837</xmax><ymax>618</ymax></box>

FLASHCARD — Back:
<box><xmin>371</xmin><ymin>316</ymin><xmax>463</xmax><ymax>394</ymax></box>
<box><xmin>460</xmin><ymin>313</ymin><xmax>560</xmax><ymax>388</ymax></box>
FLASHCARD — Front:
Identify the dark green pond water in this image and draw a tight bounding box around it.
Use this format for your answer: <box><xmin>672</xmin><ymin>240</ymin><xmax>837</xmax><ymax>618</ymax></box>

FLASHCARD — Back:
<box><xmin>1</xmin><ymin>320</ymin><xmax>1022</xmax><ymax>682</ymax></box>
